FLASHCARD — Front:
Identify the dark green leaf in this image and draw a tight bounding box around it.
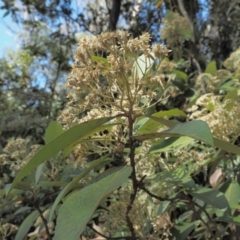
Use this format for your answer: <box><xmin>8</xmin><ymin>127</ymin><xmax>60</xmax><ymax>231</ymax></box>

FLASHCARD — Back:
<box><xmin>171</xmin><ymin>222</ymin><xmax>195</xmax><ymax>240</ymax></box>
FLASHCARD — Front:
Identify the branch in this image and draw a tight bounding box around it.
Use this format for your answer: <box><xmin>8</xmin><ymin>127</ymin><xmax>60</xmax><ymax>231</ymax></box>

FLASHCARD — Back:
<box><xmin>177</xmin><ymin>0</ymin><xmax>196</xmax><ymax>43</ymax></box>
<box><xmin>125</xmin><ymin>114</ymin><xmax>139</xmax><ymax>239</ymax></box>
<box><xmin>34</xmin><ymin>203</ymin><xmax>52</xmax><ymax>240</ymax></box>
<box><xmin>139</xmin><ymin>182</ymin><xmax>169</xmax><ymax>202</ymax></box>
<box><xmin>108</xmin><ymin>0</ymin><xmax>122</xmax><ymax>31</ymax></box>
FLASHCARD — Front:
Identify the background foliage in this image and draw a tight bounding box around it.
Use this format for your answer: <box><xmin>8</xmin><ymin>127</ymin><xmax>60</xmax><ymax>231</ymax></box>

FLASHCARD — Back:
<box><xmin>1</xmin><ymin>0</ymin><xmax>240</xmax><ymax>239</ymax></box>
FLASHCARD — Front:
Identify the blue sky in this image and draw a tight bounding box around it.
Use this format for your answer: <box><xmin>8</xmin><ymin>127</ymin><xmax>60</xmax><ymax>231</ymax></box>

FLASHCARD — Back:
<box><xmin>0</xmin><ymin>12</ymin><xmax>19</xmax><ymax>57</ymax></box>
<box><xmin>0</xmin><ymin>1</ymin><xmax>209</xmax><ymax>58</ymax></box>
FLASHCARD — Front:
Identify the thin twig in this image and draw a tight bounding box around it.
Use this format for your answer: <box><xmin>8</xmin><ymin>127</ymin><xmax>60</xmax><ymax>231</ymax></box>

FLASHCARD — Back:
<box><xmin>34</xmin><ymin>203</ymin><xmax>52</xmax><ymax>240</ymax></box>
<box><xmin>139</xmin><ymin>182</ymin><xmax>169</xmax><ymax>202</ymax></box>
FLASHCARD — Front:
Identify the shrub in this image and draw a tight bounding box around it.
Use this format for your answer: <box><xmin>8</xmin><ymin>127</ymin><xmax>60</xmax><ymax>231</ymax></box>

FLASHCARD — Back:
<box><xmin>1</xmin><ymin>32</ymin><xmax>240</xmax><ymax>240</ymax></box>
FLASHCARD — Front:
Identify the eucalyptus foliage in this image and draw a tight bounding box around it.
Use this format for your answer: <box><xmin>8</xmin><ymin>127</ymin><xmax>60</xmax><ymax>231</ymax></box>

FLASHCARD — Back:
<box><xmin>1</xmin><ymin>31</ymin><xmax>240</xmax><ymax>240</ymax></box>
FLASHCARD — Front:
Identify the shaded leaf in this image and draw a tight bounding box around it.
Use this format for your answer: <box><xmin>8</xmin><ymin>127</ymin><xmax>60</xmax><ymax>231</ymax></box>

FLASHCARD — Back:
<box><xmin>148</xmin><ymin>136</ymin><xmax>194</xmax><ymax>154</ymax></box>
<box><xmin>15</xmin><ymin>210</ymin><xmax>39</xmax><ymax>240</ymax></box>
<box><xmin>171</xmin><ymin>222</ymin><xmax>195</xmax><ymax>240</ymax></box>
<box><xmin>35</xmin><ymin>163</ymin><xmax>44</xmax><ymax>185</ymax></box>
<box><xmin>213</xmin><ymin>138</ymin><xmax>240</xmax><ymax>155</ymax></box>
<box><xmin>156</xmin><ymin>201</ymin><xmax>171</xmax><ymax>215</ymax></box>
<box><xmin>149</xmin><ymin>166</ymin><xmax>195</xmax><ymax>188</ymax></box>
<box><xmin>189</xmin><ymin>188</ymin><xmax>231</xmax><ymax>214</ymax></box>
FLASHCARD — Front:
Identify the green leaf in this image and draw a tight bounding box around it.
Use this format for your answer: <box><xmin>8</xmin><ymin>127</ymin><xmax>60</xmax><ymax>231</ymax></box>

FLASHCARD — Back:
<box><xmin>48</xmin><ymin>155</ymin><xmax>113</xmax><ymax>222</ymax></box>
<box><xmin>213</xmin><ymin>138</ymin><xmax>240</xmax><ymax>155</ymax></box>
<box><xmin>14</xmin><ymin>206</ymin><xmax>33</xmax><ymax>216</ymax></box>
<box><xmin>136</xmin><ymin>109</ymin><xmax>186</xmax><ymax>134</ymax></box>
<box><xmin>38</xmin><ymin>181</ymin><xmax>67</xmax><ymax>188</ymax></box>
<box><xmin>223</xmin><ymin>89</ymin><xmax>238</xmax><ymax>102</ymax></box>
<box><xmin>180</xmin><ymin>28</ymin><xmax>192</xmax><ymax>40</ymax></box>
<box><xmin>53</xmin><ymin>166</ymin><xmax>132</xmax><ymax>240</ymax></box>
<box><xmin>177</xmin><ymin>210</ymin><xmax>194</xmax><ymax>223</ymax></box>
<box><xmin>150</xmin><ymin>166</ymin><xmax>195</xmax><ymax>188</ymax></box>
<box><xmin>173</xmin><ymin>69</ymin><xmax>188</xmax><ymax>81</ymax></box>
<box><xmin>15</xmin><ymin>210</ymin><xmax>39</xmax><ymax>240</ymax></box>
<box><xmin>148</xmin><ymin>136</ymin><xmax>194</xmax><ymax>154</ymax></box>
<box><xmin>162</xmin><ymin>120</ymin><xmax>213</xmax><ymax>145</ymax></box>
<box><xmin>91</xmin><ymin>55</ymin><xmax>109</xmax><ymax>67</ymax></box>
<box><xmin>205</xmin><ymin>61</ymin><xmax>217</xmax><ymax>76</ymax></box>
<box><xmin>225</xmin><ymin>181</ymin><xmax>240</xmax><ymax>207</ymax></box>
<box><xmin>0</xmin><ymin>188</ymin><xmax>23</xmax><ymax>197</ymax></box>
<box><xmin>216</xmin><ymin>216</ymin><xmax>240</xmax><ymax>226</ymax></box>
<box><xmin>133</xmin><ymin>53</ymin><xmax>155</xmax><ymax>80</ymax></box>
<box><xmin>6</xmin><ymin>117</ymin><xmax>115</xmax><ymax>196</ymax></box>
<box><xmin>189</xmin><ymin>188</ymin><xmax>231</xmax><ymax>213</ymax></box>
<box><xmin>135</xmin><ymin>120</ymin><xmax>213</xmax><ymax>146</ymax></box>
<box><xmin>141</xmin><ymin>117</ymin><xmax>240</xmax><ymax>155</ymax></box>
<box><xmin>171</xmin><ymin>222</ymin><xmax>195</xmax><ymax>240</ymax></box>
<box><xmin>156</xmin><ymin>201</ymin><xmax>171</xmax><ymax>215</ymax></box>
<box><xmin>35</xmin><ymin>163</ymin><xmax>44</xmax><ymax>185</ymax></box>
<box><xmin>44</xmin><ymin>121</ymin><xmax>64</xmax><ymax>144</ymax></box>
<box><xmin>223</xmin><ymin>89</ymin><xmax>238</xmax><ymax>110</ymax></box>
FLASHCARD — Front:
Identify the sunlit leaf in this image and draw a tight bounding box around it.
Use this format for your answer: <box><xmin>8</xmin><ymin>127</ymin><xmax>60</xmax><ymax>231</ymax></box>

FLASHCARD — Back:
<box><xmin>173</xmin><ymin>69</ymin><xmax>188</xmax><ymax>81</ymax></box>
<box><xmin>135</xmin><ymin>120</ymin><xmax>213</xmax><ymax>146</ymax></box>
<box><xmin>133</xmin><ymin>53</ymin><xmax>155</xmax><ymax>80</ymax></box>
<box><xmin>44</xmin><ymin>121</ymin><xmax>64</xmax><ymax>144</ymax></box>
<box><xmin>6</xmin><ymin>117</ymin><xmax>116</xmax><ymax>196</ymax></box>
<box><xmin>91</xmin><ymin>55</ymin><xmax>109</xmax><ymax>67</ymax></box>
<box><xmin>205</xmin><ymin>61</ymin><xmax>217</xmax><ymax>76</ymax></box>
<box><xmin>53</xmin><ymin>166</ymin><xmax>132</xmax><ymax>240</ymax></box>
<box><xmin>224</xmin><ymin>181</ymin><xmax>240</xmax><ymax>207</ymax></box>
<box><xmin>136</xmin><ymin>109</ymin><xmax>186</xmax><ymax>134</ymax></box>
<box><xmin>48</xmin><ymin>155</ymin><xmax>113</xmax><ymax>222</ymax></box>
